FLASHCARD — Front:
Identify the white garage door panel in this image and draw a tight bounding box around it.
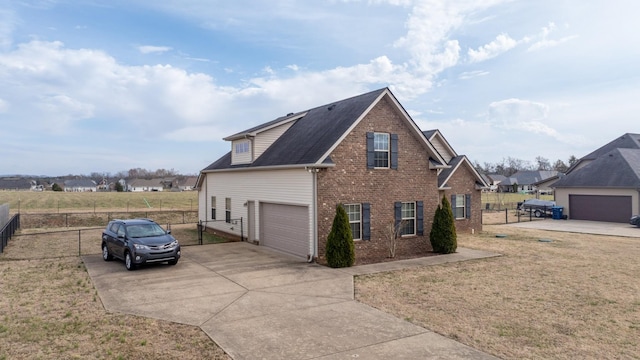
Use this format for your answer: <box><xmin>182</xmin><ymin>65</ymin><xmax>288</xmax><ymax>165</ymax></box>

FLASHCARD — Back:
<box><xmin>260</xmin><ymin>203</ymin><xmax>308</xmax><ymax>258</ymax></box>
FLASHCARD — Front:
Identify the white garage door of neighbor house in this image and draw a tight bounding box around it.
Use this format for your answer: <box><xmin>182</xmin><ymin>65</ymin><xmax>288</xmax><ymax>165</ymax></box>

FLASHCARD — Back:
<box><xmin>260</xmin><ymin>203</ymin><xmax>309</xmax><ymax>258</ymax></box>
<box><xmin>569</xmin><ymin>194</ymin><xmax>632</xmax><ymax>223</ymax></box>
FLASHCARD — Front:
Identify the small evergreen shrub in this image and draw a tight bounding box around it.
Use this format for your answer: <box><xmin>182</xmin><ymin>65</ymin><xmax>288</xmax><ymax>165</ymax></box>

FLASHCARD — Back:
<box><xmin>429</xmin><ymin>195</ymin><xmax>457</xmax><ymax>254</ymax></box>
<box><xmin>325</xmin><ymin>204</ymin><xmax>355</xmax><ymax>268</ymax></box>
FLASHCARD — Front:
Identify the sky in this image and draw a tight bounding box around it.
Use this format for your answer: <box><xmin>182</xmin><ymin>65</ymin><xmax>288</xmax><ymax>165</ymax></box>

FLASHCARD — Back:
<box><xmin>0</xmin><ymin>0</ymin><xmax>638</xmax><ymax>176</ymax></box>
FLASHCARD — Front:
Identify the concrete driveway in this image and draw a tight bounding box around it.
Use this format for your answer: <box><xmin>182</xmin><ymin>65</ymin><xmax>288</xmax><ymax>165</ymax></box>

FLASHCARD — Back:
<box><xmin>84</xmin><ymin>242</ymin><xmax>499</xmax><ymax>360</ymax></box>
<box><xmin>503</xmin><ymin>219</ymin><xmax>640</xmax><ymax>238</ymax></box>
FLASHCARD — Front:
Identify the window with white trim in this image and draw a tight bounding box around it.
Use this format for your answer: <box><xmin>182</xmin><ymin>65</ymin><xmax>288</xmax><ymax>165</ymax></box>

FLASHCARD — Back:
<box><xmin>211</xmin><ymin>196</ymin><xmax>217</xmax><ymax>220</ymax></box>
<box><xmin>401</xmin><ymin>202</ymin><xmax>416</xmax><ymax>236</ymax></box>
<box><xmin>454</xmin><ymin>194</ymin><xmax>465</xmax><ymax>219</ymax></box>
<box><xmin>235</xmin><ymin>141</ymin><xmax>250</xmax><ymax>154</ymax></box>
<box><xmin>344</xmin><ymin>204</ymin><xmax>362</xmax><ymax>240</ymax></box>
<box><xmin>225</xmin><ymin>197</ymin><xmax>231</xmax><ymax>223</ymax></box>
<box><xmin>374</xmin><ymin>132</ymin><xmax>389</xmax><ymax>168</ymax></box>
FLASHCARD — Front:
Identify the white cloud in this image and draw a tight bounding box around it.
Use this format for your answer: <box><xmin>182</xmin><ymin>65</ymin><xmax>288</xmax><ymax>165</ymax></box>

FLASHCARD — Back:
<box><xmin>527</xmin><ymin>23</ymin><xmax>577</xmax><ymax>52</ymax></box>
<box><xmin>468</xmin><ymin>33</ymin><xmax>517</xmax><ymax>63</ymax></box>
<box><xmin>0</xmin><ymin>98</ymin><xmax>8</xmax><ymax>112</ymax></box>
<box><xmin>138</xmin><ymin>45</ymin><xmax>172</xmax><ymax>54</ymax></box>
<box><xmin>458</xmin><ymin>70</ymin><xmax>489</xmax><ymax>80</ymax></box>
<box><xmin>487</xmin><ymin>98</ymin><xmax>561</xmax><ymax>139</ymax></box>
<box><xmin>0</xmin><ymin>8</ymin><xmax>17</xmax><ymax>49</ymax></box>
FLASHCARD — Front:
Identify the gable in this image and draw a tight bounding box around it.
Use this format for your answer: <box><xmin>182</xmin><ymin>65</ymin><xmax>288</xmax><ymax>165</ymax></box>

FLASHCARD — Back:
<box><xmin>203</xmin><ymin>87</ymin><xmax>447</xmax><ymax>173</ymax></box>
<box><xmin>423</xmin><ymin>130</ymin><xmax>457</xmax><ymax>164</ymax></box>
<box><xmin>437</xmin><ymin>155</ymin><xmax>489</xmax><ymax>190</ymax></box>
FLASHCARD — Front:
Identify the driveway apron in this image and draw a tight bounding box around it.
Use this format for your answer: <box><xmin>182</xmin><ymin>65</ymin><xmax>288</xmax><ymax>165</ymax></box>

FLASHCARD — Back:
<box><xmin>84</xmin><ymin>242</ymin><xmax>499</xmax><ymax>360</ymax></box>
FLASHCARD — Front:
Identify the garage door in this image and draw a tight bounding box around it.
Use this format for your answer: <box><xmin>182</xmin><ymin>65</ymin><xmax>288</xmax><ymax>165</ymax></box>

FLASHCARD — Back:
<box><xmin>569</xmin><ymin>195</ymin><xmax>632</xmax><ymax>223</ymax></box>
<box><xmin>260</xmin><ymin>203</ymin><xmax>309</xmax><ymax>258</ymax></box>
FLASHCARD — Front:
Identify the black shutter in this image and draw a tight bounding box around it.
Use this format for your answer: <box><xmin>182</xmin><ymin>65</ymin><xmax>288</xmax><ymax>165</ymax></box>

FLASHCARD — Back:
<box><xmin>394</xmin><ymin>202</ymin><xmax>402</xmax><ymax>229</ymax></box>
<box><xmin>390</xmin><ymin>134</ymin><xmax>398</xmax><ymax>170</ymax></box>
<box><xmin>416</xmin><ymin>201</ymin><xmax>424</xmax><ymax>236</ymax></box>
<box><xmin>362</xmin><ymin>203</ymin><xmax>371</xmax><ymax>240</ymax></box>
<box><xmin>366</xmin><ymin>132</ymin><xmax>375</xmax><ymax>169</ymax></box>
<box><xmin>211</xmin><ymin>208</ymin><xmax>216</xmax><ymax>220</ymax></box>
<box><xmin>451</xmin><ymin>194</ymin><xmax>456</xmax><ymax>215</ymax></box>
<box><xmin>465</xmin><ymin>194</ymin><xmax>471</xmax><ymax>219</ymax></box>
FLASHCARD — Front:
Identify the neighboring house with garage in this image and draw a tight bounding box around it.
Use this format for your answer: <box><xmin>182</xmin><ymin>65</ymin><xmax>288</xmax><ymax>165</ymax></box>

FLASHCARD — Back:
<box><xmin>196</xmin><ymin>87</ymin><xmax>488</xmax><ymax>264</ymax></box>
<box><xmin>63</xmin><ymin>178</ymin><xmax>97</xmax><ymax>192</ymax></box>
<box><xmin>552</xmin><ymin>133</ymin><xmax>640</xmax><ymax>223</ymax></box>
<box><xmin>127</xmin><ymin>179</ymin><xmax>164</xmax><ymax>192</ymax></box>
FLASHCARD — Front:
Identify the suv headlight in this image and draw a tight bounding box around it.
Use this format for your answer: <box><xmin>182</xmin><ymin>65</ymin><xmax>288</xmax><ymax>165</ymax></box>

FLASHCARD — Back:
<box><xmin>169</xmin><ymin>240</ymin><xmax>179</xmax><ymax>248</ymax></box>
<box><xmin>133</xmin><ymin>243</ymin><xmax>150</xmax><ymax>250</ymax></box>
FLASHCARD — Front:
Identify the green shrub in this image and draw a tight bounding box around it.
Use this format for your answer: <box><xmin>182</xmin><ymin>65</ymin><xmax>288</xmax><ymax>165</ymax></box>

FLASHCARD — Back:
<box><xmin>429</xmin><ymin>195</ymin><xmax>457</xmax><ymax>254</ymax></box>
<box><xmin>325</xmin><ymin>204</ymin><xmax>355</xmax><ymax>267</ymax></box>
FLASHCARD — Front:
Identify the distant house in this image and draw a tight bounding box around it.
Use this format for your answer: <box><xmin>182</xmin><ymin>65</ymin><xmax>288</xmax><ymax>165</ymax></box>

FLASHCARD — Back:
<box><xmin>127</xmin><ymin>179</ymin><xmax>164</xmax><ymax>192</ymax></box>
<box><xmin>552</xmin><ymin>133</ymin><xmax>640</xmax><ymax>223</ymax></box>
<box><xmin>0</xmin><ymin>177</ymin><xmax>39</xmax><ymax>191</ymax></box>
<box><xmin>64</xmin><ymin>179</ymin><xmax>97</xmax><ymax>192</ymax></box>
<box><xmin>177</xmin><ymin>176</ymin><xmax>198</xmax><ymax>191</ymax></box>
<box><xmin>483</xmin><ymin>174</ymin><xmax>506</xmax><ymax>192</ymax></box>
<box><xmin>498</xmin><ymin>170</ymin><xmax>560</xmax><ymax>193</ymax></box>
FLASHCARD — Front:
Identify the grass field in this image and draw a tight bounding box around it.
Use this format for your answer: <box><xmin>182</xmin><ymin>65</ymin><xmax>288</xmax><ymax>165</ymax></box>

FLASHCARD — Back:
<box><xmin>356</xmin><ymin>225</ymin><xmax>640</xmax><ymax>359</ymax></box>
<box><xmin>481</xmin><ymin>192</ymin><xmax>554</xmax><ymax>210</ymax></box>
<box><xmin>0</xmin><ymin>190</ymin><xmax>198</xmax><ymax>213</ymax></box>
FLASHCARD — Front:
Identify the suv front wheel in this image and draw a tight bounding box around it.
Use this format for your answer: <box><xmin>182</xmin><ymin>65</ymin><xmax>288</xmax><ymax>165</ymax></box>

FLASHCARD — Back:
<box><xmin>102</xmin><ymin>243</ymin><xmax>113</xmax><ymax>261</ymax></box>
<box><xmin>125</xmin><ymin>251</ymin><xmax>136</xmax><ymax>271</ymax></box>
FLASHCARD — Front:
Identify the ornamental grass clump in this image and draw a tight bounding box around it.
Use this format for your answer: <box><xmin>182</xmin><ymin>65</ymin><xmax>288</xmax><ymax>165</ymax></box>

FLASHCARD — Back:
<box><xmin>430</xmin><ymin>195</ymin><xmax>457</xmax><ymax>254</ymax></box>
<box><xmin>325</xmin><ymin>204</ymin><xmax>355</xmax><ymax>267</ymax></box>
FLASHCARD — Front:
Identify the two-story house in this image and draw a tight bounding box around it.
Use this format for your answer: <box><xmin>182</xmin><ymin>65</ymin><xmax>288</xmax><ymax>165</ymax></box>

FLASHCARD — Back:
<box><xmin>197</xmin><ymin>88</ymin><xmax>487</xmax><ymax>265</ymax></box>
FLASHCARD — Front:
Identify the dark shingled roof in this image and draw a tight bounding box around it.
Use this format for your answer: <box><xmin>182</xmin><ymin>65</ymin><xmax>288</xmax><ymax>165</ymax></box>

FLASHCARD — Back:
<box><xmin>553</xmin><ymin>148</ymin><xmax>640</xmax><ymax>188</ymax></box>
<box><xmin>581</xmin><ymin>133</ymin><xmax>640</xmax><ymax>160</ymax></box>
<box><xmin>437</xmin><ymin>155</ymin><xmax>463</xmax><ymax>187</ymax></box>
<box><xmin>203</xmin><ymin>88</ymin><xmax>387</xmax><ymax>171</ymax></box>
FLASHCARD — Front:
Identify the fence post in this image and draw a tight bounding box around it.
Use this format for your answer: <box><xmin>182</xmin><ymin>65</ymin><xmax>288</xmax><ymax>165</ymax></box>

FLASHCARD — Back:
<box><xmin>505</xmin><ymin>209</ymin><xmax>508</xmax><ymax>224</ymax></box>
<box><xmin>78</xmin><ymin>230</ymin><xmax>81</xmax><ymax>256</ymax></box>
<box><xmin>240</xmin><ymin>217</ymin><xmax>244</xmax><ymax>241</ymax></box>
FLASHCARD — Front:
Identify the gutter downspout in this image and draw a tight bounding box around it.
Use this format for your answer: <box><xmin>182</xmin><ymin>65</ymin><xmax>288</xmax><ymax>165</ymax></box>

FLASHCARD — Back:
<box><xmin>307</xmin><ymin>167</ymin><xmax>319</xmax><ymax>263</ymax></box>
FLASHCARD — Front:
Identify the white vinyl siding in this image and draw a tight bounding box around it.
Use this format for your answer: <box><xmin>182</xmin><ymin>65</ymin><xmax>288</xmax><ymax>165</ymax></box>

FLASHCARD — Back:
<box><xmin>254</xmin><ymin>122</ymin><xmax>296</xmax><ymax>160</ymax></box>
<box><xmin>198</xmin><ymin>169</ymin><xmax>314</xmax><ymax>252</ymax></box>
<box><xmin>430</xmin><ymin>137</ymin><xmax>454</xmax><ymax>163</ymax></box>
<box><xmin>231</xmin><ymin>139</ymin><xmax>252</xmax><ymax>164</ymax></box>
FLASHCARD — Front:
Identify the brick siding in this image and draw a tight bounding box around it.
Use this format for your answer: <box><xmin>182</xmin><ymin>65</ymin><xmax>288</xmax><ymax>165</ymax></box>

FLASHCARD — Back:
<box><xmin>440</xmin><ymin>163</ymin><xmax>483</xmax><ymax>234</ymax></box>
<box><xmin>316</xmin><ymin>96</ymin><xmax>440</xmax><ymax>265</ymax></box>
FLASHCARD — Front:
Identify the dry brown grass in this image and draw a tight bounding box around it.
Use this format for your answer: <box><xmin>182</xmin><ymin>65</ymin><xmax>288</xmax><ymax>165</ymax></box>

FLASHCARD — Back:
<box><xmin>0</xmin><ymin>256</ymin><xmax>230</xmax><ymax>360</ymax></box>
<box><xmin>356</xmin><ymin>225</ymin><xmax>640</xmax><ymax>360</ymax></box>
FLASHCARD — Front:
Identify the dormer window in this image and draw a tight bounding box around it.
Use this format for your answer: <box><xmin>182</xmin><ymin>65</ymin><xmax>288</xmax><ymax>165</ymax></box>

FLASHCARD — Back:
<box><xmin>235</xmin><ymin>142</ymin><xmax>250</xmax><ymax>154</ymax></box>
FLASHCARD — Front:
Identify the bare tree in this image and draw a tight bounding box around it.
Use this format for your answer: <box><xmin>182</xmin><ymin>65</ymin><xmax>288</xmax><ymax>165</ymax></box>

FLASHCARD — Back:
<box><xmin>384</xmin><ymin>220</ymin><xmax>405</xmax><ymax>258</ymax></box>
<box><xmin>535</xmin><ymin>156</ymin><xmax>551</xmax><ymax>171</ymax></box>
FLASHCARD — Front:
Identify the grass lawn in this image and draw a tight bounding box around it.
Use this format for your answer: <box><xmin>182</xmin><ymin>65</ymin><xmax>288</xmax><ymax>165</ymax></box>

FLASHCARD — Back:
<box><xmin>356</xmin><ymin>225</ymin><xmax>640</xmax><ymax>359</ymax></box>
<box><xmin>0</xmin><ymin>190</ymin><xmax>198</xmax><ymax>213</ymax></box>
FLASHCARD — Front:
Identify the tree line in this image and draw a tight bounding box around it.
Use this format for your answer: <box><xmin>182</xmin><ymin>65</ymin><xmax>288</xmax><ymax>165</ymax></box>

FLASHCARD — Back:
<box><xmin>473</xmin><ymin>155</ymin><xmax>578</xmax><ymax>177</ymax></box>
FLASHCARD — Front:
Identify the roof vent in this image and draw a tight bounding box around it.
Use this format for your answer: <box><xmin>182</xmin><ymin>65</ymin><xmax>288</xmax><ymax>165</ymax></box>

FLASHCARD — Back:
<box><xmin>287</xmin><ymin>112</ymin><xmax>294</xmax><ymax>116</ymax></box>
<box><xmin>328</xmin><ymin>104</ymin><xmax>336</xmax><ymax>111</ymax></box>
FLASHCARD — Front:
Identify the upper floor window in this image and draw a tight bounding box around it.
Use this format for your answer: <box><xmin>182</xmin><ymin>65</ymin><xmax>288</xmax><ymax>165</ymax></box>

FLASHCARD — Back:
<box><xmin>367</xmin><ymin>132</ymin><xmax>397</xmax><ymax>170</ymax></box>
<box><xmin>235</xmin><ymin>142</ymin><xmax>250</xmax><ymax>154</ymax></box>
<box><xmin>374</xmin><ymin>132</ymin><xmax>389</xmax><ymax>168</ymax></box>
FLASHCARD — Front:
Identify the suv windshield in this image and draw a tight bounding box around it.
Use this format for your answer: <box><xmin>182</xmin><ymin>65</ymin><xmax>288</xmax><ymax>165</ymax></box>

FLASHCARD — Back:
<box><xmin>125</xmin><ymin>223</ymin><xmax>167</xmax><ymax>238</ymax></box>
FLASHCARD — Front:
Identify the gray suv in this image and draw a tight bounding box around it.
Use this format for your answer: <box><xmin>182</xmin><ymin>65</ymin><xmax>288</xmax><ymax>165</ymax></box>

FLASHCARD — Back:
<box><xmin>101</xmin><ymin>218</ymin><xmax>181</xmax><ymax>270</ymax></box>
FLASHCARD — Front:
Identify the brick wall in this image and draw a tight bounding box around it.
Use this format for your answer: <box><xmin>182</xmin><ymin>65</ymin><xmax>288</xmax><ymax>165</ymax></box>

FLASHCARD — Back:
<box><xmin>316</xmin><ymin>96</ymin><xmax>439</xmax><ymax>265</ymax></box>
<box><xmin>439</xmin><ymin>163</ymin><xmax>483</xmax><ymax>234</ymax></box>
